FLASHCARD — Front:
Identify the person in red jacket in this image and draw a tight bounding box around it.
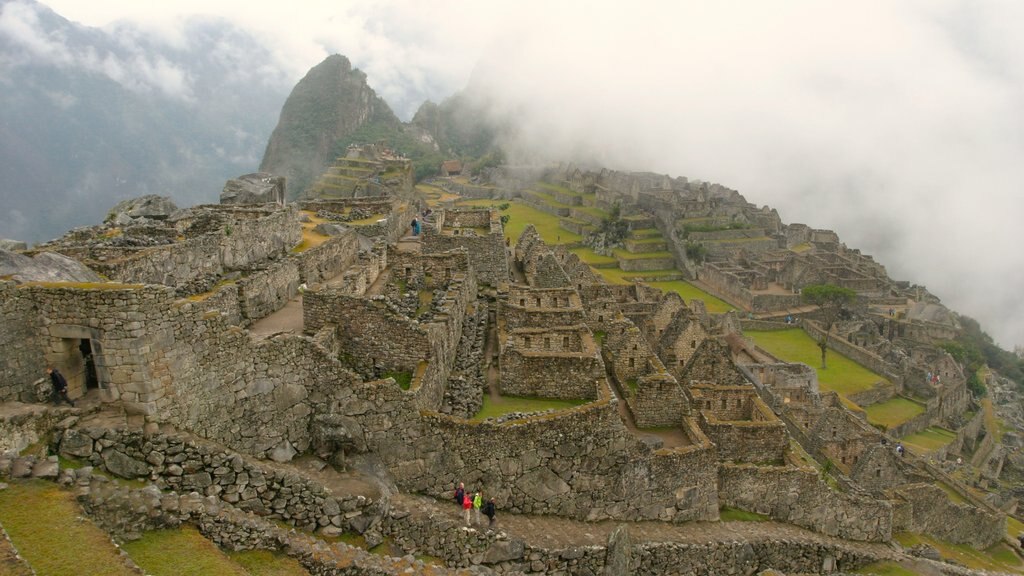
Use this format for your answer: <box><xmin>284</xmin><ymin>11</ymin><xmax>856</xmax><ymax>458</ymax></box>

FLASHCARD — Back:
<box><xmin>462</xmin><ymin>491</ymin><xmax>472</xmax><ymax>525</ymax></box>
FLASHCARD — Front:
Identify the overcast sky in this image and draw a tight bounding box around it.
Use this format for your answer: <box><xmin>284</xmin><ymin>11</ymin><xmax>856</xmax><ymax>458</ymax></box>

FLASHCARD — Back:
<box><xmin>42</xmin><ymin>0</ymin><xmax>1024</xmax><ymax>350</ymax></box>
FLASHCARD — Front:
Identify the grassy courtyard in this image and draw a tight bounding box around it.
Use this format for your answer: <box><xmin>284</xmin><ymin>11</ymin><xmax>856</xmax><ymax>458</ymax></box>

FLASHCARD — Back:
<box><xmin>646</xmin><ymin>280</ymin><xmax>735</xmax><ymax>314</ymax></box>
<box><xmin>901</xmin><ymin>426</ymin><xmax>957</xmax><ymax>453</ymax></box>
<box><xmin>455</xmin><ymin>198</ymin><xmax>581</xmax><ymax>245</ymax></box>
<box><xmin>745</xmin><ymin>329</ymin><xmax>887</xmax><ymax>397</ymax></box>
<box><xmin>862</xmin><ymin>397</ymin><xmax>926</xmax><ymax>431</ymax></box>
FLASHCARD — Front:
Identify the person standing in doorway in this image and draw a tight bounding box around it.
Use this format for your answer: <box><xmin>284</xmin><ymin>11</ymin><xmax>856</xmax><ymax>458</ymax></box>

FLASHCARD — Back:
<box><xmin>46</xmin><ymin>367</ymin><xmax>75</xmax><ymax>407</ymax></box>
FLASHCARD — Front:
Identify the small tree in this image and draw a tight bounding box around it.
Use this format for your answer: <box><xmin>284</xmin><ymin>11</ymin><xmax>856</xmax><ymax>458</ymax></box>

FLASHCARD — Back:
<box><xmin>801</xmin><ymin>284</ymin><xmax>856</xmax><ymax>369</ymax></box>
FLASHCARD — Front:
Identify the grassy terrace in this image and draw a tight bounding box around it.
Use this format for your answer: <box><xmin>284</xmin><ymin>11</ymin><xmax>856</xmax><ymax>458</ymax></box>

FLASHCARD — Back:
<box><xmin>524</xmin><ymin>189</ymin><xmax>574</xmax><ymax>209</ymax></box>
<box><xmin>570</xmin><ymin>247</ymin><xmax>617</xmax><ymax>265</ymax></box>
<box><xmin>612</xmin><ymin>248</ymin><xmax>673</xmax><ymax>260</ymax></box>
<box><xmin>0</xmin><ymin>480</ymin><xmax>138</xmax><ymax>576</ymax></box>
<box><xmin>122</xmin><ymin>527</ymin><xmax>250</xmax><ymax>576</ymax></box>
<box><xmin>596</xmin><ymin>268</ymin><xmax>681</xmax><ymax>285</ymax></box>
<box><xmin>455</xmin><ymin>199</ymin><xmax>581</xmax><ymax>245</ymax></box>
<box><xmin>893</xmin><ymin>532</ymin><xmax>1023</xmax><ymax>573</ymax></box>
<box><xmin>745</xmin><ymin>329</ymin><xmax>887</xmax><ymax>398</ymax></box>
<box><xmin>646</xmin><ymin>280</ymin><xmax>734</xmax><ymax>314</ymax></box>
<box><xmin>863</xmin><ymin>397</ymin><xmax>926</xmax><ymax>431</ymax></box>
<box><xmin>901</xmin><ymin>426</ymin><xmax>957</xmax><ymax>453</ymax></box>
<box><xmin>473</xmin><ymin>395</ymin><xmax>588</xmax><ymax>420</ymax></box>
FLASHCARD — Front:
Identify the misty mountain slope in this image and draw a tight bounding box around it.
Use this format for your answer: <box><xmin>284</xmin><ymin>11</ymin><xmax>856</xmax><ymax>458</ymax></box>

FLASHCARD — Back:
<box><xmin>260</xmin><ymin>54</ymin><xmax>406</xmax><ymax>198</ymax></box>
<box><xmin>0</xmin><ymin>0</ymin><xmax>290</xmax><ymax>244</ymax></box>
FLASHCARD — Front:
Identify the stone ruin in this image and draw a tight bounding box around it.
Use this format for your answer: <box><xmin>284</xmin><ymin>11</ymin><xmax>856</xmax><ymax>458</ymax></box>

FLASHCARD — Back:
<box><xmin>0</xmin><ymin>154</ymin><xmax>1017</xmax><ymax>574</ymax></box>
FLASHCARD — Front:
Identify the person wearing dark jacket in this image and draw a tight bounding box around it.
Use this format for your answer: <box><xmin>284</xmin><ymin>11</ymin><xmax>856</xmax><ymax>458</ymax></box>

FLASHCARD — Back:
<box><xmin>483</xmin><ymin>497</ymin><xmax>496</xmax><ymax>529</ymax></box>
<box><xmin>46</xmin><ymin>367</ymin><xmax>75</xmax><ymax>407</ymax></box>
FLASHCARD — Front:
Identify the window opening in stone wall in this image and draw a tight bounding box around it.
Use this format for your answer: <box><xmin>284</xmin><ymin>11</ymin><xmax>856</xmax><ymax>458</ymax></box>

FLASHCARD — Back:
<box><xmin>563</xmin><ymin>336</ymin><xmax>569</xmax><ymax>348</ymax></box>
<box><xmin>598</xmin><ymin>315</ymin><xmax>604</xmax><ymax>322</ymax></box>
<box><xmin>524</xmin><ymin>336</ymin><xmax>531</xmax><ymax>347</ymax></box>
<box><xmin>628</xmin><ymin>357</ymin><xmax>635</xmax><ymax>368</ymax></box>
<box><xmin>691</xmin><ymin>340</ymin><xmax>697</xmax><ymax>348</ymax></box>
<box><xmin>721</xmin><ymin>399</ymin><xmax>727</xmax><ymax>409</ymax></box>
<box><xmin>520</xmin><ymin>299</ymin><xmax>525</xmax><ymax>306</ymax></box>
<box><xmin>536</xmin><ymin>298</ymin><xmax>541</xmax><ymax>307</ymax></box>
<box><xmin>544</xmin><ymin>337</ymin><xmax>550</xmax><ymax>350</ymax></box>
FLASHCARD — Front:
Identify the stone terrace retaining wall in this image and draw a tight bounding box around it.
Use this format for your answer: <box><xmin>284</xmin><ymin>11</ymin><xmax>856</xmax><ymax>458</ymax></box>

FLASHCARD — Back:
<box><xmin>718</xmin><ymin>463</ymin><xmax>892</xmax><ymax>542</ymax></box>
<box><xmin>498</xmin><ymin>351</ymin><xmax>601</xmax><ymax>400</ymax></box>
<box><xmin>59</xmin><ymin>427</ymin><xmax>382</xmax><ymax>533</ymax></box>
<box><xmin>803</xmin><ymin>321</ymin><xmax>900</xmax><ymax>386</ymax></box>
<box><xmin>698</xmin><ymin>400</ymin><xmax>787</xmax><ymax>464</ymax></box>
<box><xmin>399</xmin><ymin>387</ymin><xmax>720</xmax><ymax>524</ymax></box>
<box><xmin>891</xmin><ymin>483</ymin><xmax>1005</xmax><ymax>548</ymax></box>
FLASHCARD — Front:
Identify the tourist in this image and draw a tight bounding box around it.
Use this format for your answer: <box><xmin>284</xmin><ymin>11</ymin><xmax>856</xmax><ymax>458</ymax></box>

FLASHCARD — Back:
<box><xmin>896</xmin><ymin>443</ymin><xmax>905</xmax><ymax>457</ymax></box>
<box><xmin>462</xmin><ymin>491</ymin><xmax>472</xmax><ymax>525</ymax></box>
<box><xmin>411</xmin><ymin>218</ymin><xmax>421</xmax><ymax>236</ymax></box>
<box><xmin>46</xmin><ymin>367</ymin><xmax>75</xmax><ymax>407</ymax></box>
<box><xmin>483</xmin><ymin>497</ymin><xmax>496</xmax><ymax>529</ymax></box>
<box><xmin>473</xmin><ymin>491</ymin><xmax>483</xmax><ymax>525</ymax></box>
<box><xmin>454</xmin><ymin>482</ymin><xmax>465</xmax><ymax>507</ymax></box>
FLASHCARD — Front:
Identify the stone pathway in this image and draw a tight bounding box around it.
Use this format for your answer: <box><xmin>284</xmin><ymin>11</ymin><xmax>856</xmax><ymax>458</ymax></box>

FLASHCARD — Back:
<box><xmin>248</xmin><ymin>295</ymin><xmax>305</xmax><ymax>339</ymax></box>
<box><xmin>389</xmin><ymin>491</ymin><xmax>900</xmax><ymax>561</ymax></box>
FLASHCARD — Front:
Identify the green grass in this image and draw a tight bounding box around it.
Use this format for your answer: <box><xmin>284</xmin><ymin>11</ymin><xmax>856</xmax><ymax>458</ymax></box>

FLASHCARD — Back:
<box><xmin>595</xmin><ymin>268</ymin><xmax>681</xmax><ymax>285</ymax></box>
<box><xmin>473</xmin><ymin>395</ymin><xmax>588</xmax><ymax>420</ymax></box>
<box><xmin>852</xmin><ymin>561</ymin><xmax>919</xmax><ymax>575</ymax></box>
<box><xmin>612</xmin><ymin>248</ymin><xmax>673</xmax><ymax>260</ymax></box>
<box><xmin>383</xmin><ymin>370</ymin><xmax>413</xmax><ymax>390</ymax></box>
<box><xmin>570</xmin><ymin>247</ymin><xmax>617</xmax><ymax>265</ymax></box>
<box><xmin>719</xmin><ymin>507</ymin><xmax>769</xmax><ymax>522</ymax></box>
<box><xmin>1008</xmin><ymin>515</ymin><xmax>1024</xmax><ymax>541</ymax></box>
<box><xmin>901</xmin><ymin>426</ymin><xmax>956</xmax><ymax>453</ymax></box>
<box><xmin>862</xmin><ymin>397</ymin><xmax>926</xmax><ymax>430</ymax></box>
<box><xmin>0</xmin><ymin>480</ymin><xmax>138</xmax><ymax>576</ymax></box>
<box><xmin>894</xmin><ymin>532</ymin><xmax>1024</xmax><ymax>573</ymax></box>
<box><xmin>121</xmin><ymin>526</ymin><xmax>248</xmax><ymax>576</ymax></box>
<box><xmin>745</xmin><ymin>329</ymin><xmax>888</xmax><ymax>397</ymax></box>
<box><xmin>646</xmin><ymin>280</ymin><xmax>734</xmax><ymax>314</ymax></box>
<box><xmin>227</xmin><ymin>549</ymin><xmax>310</xmax><ymax>575</ymax></box>
<box><xmin>455</xmin><ymin>199</ymin><xmax>581</xmax><ymax>245</ymax></box>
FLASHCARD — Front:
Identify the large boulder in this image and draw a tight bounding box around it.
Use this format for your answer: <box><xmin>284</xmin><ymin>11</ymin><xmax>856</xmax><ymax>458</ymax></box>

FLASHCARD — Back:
<box><xmin>0</xmin><ymin>250</ymin><xmax>103</xmax><ymax>283</ymax></box>
<box><xmin>106</xmin><ymin>195</ymin><xmax>178</xmax><ymax>222</ymax></box>
<box><xmin>221</xmin><ymin>173</ymin><xmax>285</xmax><ymax>205</ymax></box>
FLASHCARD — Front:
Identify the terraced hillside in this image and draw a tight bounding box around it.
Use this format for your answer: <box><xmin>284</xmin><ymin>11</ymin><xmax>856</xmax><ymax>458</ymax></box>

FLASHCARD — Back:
<box><xmin>421</xmin><ymin>180</ymin><xmax>733</xmax><ymax>313</ymax></box>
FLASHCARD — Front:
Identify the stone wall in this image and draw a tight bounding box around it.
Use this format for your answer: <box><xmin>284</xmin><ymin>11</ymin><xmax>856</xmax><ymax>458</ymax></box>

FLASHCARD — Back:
<box><xmin>629</xmin><ymin>373</ymin><xmax>691</xmax><ymax>428</ymax></box>
<box><xmin>425</xmin><ymin>209</ymin><xmax>508</xmax><ymax>286</ymax></box>
<box><xmin>297</xmin><ymin>231</ymin><xmax>359</xmax><ymax>286</ymax></box>
<box><xmin>304</xmin><ymin>293</ymin><xmax>432</xmax><ymax>374</ymax></box>
<box><xmin>0</xmin><ymin>282</ymin><xmax>44</xmax><ymax>401</ymax></box>
<box><xmin>197</xmin><ymin>282</ymin><xmax>242</xmax><ymax>327</ymax></box>
<box><xmin>0</xmin><ymin>404</ymin><xmax>69</xmax><ymax>453</ymax></box>
<box><xmin>718</xmin><ymin>464</ymin><xmax>893</xmax><ymax>542</ymax></box>
<box><xmin>891</xmin><ymin>483</ymin><xmax>1005</xmax><ymax>548</ymax></box>
<box><xmin>698</xmin><ymin>399</ymin><xmax>787</xmax><ymax>464</ymax></box>
<box><xmin>92</xmin><ymin>235</ymin><xmax>223</xmax><ymax>290</ymax></box>
<box><xmin>499</xmin><ymin>350</ymin><xmax>601</xmax><ymax>400</ymax></box>
<box><xmin>237</xmin><ymin>259</ymin><xmax>300</xmax><ymax>325</ymax></box>
<box><xmin>59</xmin><ymin>426</ymin><xmax>381</xmax><ymax>532</ymax></box>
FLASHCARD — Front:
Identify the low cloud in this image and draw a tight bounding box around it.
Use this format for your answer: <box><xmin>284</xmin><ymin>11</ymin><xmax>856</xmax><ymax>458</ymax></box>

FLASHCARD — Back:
<box><xmin>34</xmin><ymin>0</ymin><xmax>1024</xmax><ymax>348</ymax></box>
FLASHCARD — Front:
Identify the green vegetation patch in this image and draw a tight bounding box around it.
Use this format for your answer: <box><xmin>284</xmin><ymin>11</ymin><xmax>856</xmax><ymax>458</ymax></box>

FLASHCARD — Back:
<box><xmin>473</xmin><ymin>395</ymin><xmax>588</xmax><ymax>420</ymax></box>
<box><xmin>569</xmin><ymin>247</ymin><xmax>617</xmax><ymax>265</ymax></box>
<box><xmin>0</xmin><ymin>480</ymin><xmax>138</xmax><ymax>576</ymax></box>
<box><xmin>122</xmin><ymin>526</ymin><xmax>248</xmax><ymax>576</ymax></box>
<box><xmin>383</xmin><ymin>370</ymin><xmax>413</xmax><ymax>390</ymax></box>
<box><xmin>745</xmin><ymin>329</ymin><xmax>887</xmax><ymax>396</ymax></box>
<box><xmin>646</xmin><ymin>280</ymin><xmax>734</xmax><ymax>314</ymax></box>
<box><xmin>455</xmin><ymin>199</ymin><xmax>581</xmax><ymax>245</ymax></box>
<box><xmin>893</xmin><ymin>532</ymin><xmax>1024</xmax><ymax>572</ymax></box>
<box><xmin>227</xmin><ymin>549</ymin><xmax>310</xmax><ymax>576</ymax></box>
<box><xmin>719</xmin><ymin>507</ymin><xmax>769</xmax><ymax>522</ymax></box>
<box><xmin>612</xmin><ymin>248</ymin><xmax>673</xmax><ymax>260</ymax></box>
<box><xmin>595</xmin><ymin>268</ymin><xmax>680</xmax><ymax>286</ymax></box>
<box><xmin>901</xmin><ymin>426</ymin><xmax>956</xmax><ymax>453</ymax></box>
<box><xmin>851</xmin><ymin>561</ymin><xmax>919</xmax><ymax>575</ymax></box>
<box><xmin>862</xmin><ymin>397</ymin><xmax>926</xmax><ymax>430</ymax></box>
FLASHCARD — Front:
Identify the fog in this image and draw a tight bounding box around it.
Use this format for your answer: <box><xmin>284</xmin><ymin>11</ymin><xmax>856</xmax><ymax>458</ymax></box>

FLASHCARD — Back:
<box><xmin>41</xmin><ymin>0</ymin><xmax>1024</xmax><ymax>349</ymax></box>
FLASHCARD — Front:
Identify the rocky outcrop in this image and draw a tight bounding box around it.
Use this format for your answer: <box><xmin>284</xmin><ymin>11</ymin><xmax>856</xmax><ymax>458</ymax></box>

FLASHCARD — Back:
<box><xmin>105</xmin><ymin>195</ymin><xmax>178</xmax><ymax>223</ymax></box>
<box><xmin>260</xmin><ymin>55</ymin><xmax>401</xmax><ymax>198</ymax></box>
<box><xmin>0</xmin><ymin>240</ymin><xmax>27</xmax><ymax>251</ymax></box>
<box><xmin>0</xmin><ymin>249</ymin><xmax>102</xmax><ymax>283</ymax></box>
<box><xmin>220</xmin><ymin>173</ymin><xmax>285</xmax><ymax>205</ymax></box>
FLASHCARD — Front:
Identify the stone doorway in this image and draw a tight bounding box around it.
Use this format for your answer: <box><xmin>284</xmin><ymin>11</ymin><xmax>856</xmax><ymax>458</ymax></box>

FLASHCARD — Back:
<box><xmin>46</xmin><ymin>325</ymin><xmax>108</xmax><ymax>399</ymax></box>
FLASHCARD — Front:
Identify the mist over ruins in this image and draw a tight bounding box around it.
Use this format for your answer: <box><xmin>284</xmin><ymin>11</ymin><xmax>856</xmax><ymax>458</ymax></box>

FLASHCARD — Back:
<box><xmin>2</xmin><ymin>49</ymin><xmax>1024</xmax><ymax>575</ymax></box>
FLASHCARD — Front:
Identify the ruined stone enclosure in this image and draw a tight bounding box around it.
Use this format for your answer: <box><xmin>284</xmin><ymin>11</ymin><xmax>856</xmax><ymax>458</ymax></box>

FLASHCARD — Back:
<box><xmin>0</xmin><ymin>161</ymin><xmax>1014</xmax><ymax>574</ymax></box>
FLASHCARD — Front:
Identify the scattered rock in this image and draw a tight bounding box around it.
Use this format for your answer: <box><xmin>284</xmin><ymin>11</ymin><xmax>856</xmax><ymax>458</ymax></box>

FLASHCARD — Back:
<box><xmin>106</xmin><ymin>195</ymin><xmax>178</xmax><ymax>221</ymax></box>
<box><xmin>220</xmin><ymin>173</ymin><xmax>285</xmax><ymax>205</ymax></box>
